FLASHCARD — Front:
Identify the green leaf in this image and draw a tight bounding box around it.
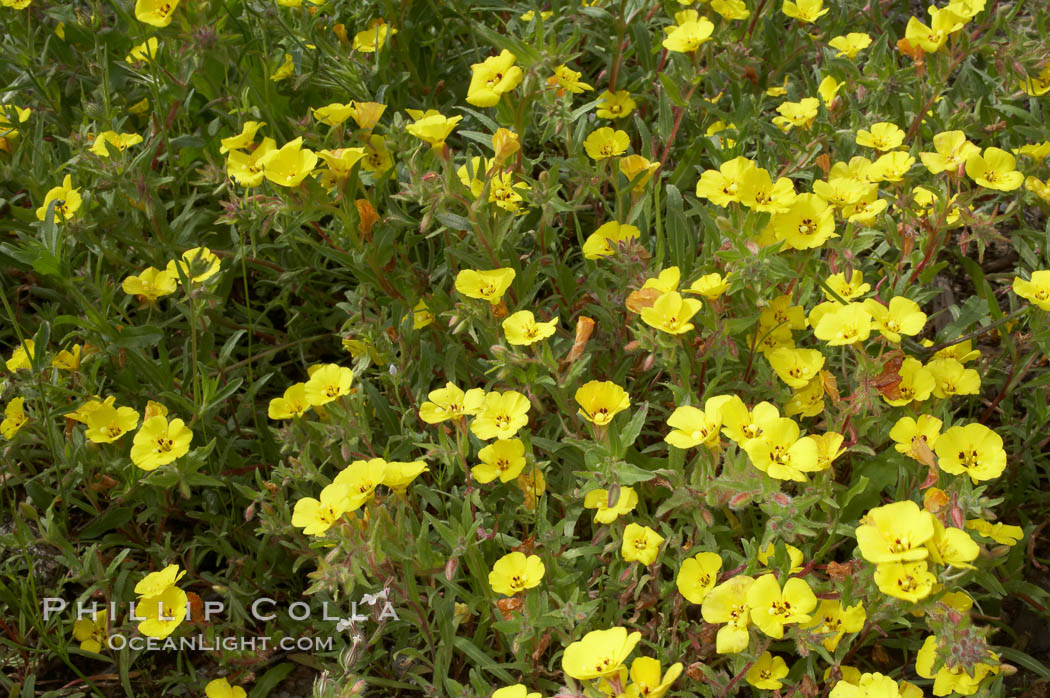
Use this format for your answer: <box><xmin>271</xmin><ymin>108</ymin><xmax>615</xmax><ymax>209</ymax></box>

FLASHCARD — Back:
<box><xmin>249</xmin><ymin>662</ymin><xmax>296</xmax><ymax>698</ymax></box>
<box><xmin>78</xmin><ymin>507</ymin><xmax>135</xmax><ymax>539</ymax></box>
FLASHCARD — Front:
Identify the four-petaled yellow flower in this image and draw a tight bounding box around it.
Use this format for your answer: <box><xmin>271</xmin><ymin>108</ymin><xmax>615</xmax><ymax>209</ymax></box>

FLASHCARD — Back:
<box><xmin>547</xmin><ymin>65</ymin><xmax>593</xmax><ymax>95</ymax></box>
<box><xmin>268</xmin><ymin>383</ymin><xmax>311</xmax><ymax>419</ymax></box>
<box><xmin>36</xmin><ymin>174</ymin><xmax>82</xmax><ymax>222</ymax></box>
<box><xmin>782</xmin><ymin>0</ymin><xmax>828</xmax><ymax>22</ymax></box>
<box><xmin>584</xmin><ymin>486</ymin><xmax>639</xmax><ymax>523</ymax></box>
<box><xmin>131</xmin><ymin>415</ymin><xmax>193</xmax><ymax>470</ymax></box>
<box><xmin>73</xmin><ymin>609</ymin><xmax>108</xmax><ymax>653</ymax></box>
<box><xmin>582</xmin><ymin>221</ymin><xmax>641</xmax><ymax>259</ymax></box>
<box><xmin>167</xmin><ymin>246</ymin><xmax>221</xmax><ymax>283</ymax></box>
<box><xmin>455</xmin><ymin>267</ymin><xmax>516</xmax><ymax>305</ymax></box>
<box><xmin>561</xmin><ymin>627</ymin><xmax>641</xmax><ymax>680</ymax></box>
<box><xmin>828</xmin><ymin>33</ymin><xmax>872</xmax><ymax>59</ymax></box>
<box><xmin>621</xmin><ymin>522</ymin><xmax>664</xmax><ymax>565</ymax></box>
<box><xmin>292</xmin><ymin>482</ymin><xmax>352</xmax><ymax>535</ymax></box>
<box><xmin>966</xmin><ymin>147</ymin><xmax>1024</xmax><ymax>191</ymax></box>
<box><xmin>405</xmin><ymin>109</ymin><xmax>462</xmax><ymax>148</ymax></box>
<box><xmin>134</xmin><ymin>0</ymin><xmax>180</xmax><ymax>27</ymax></box>
<box><xmin>471</xmin><ymin>390</ymin><xmax>530</xmax><ymax>440</ymax></box>
<box><xmin>640</xmin><ymin>290</ymin><xmax>702</xmax><ymax>335</ymax></box>
<box><xmin>419</xmin><ymin>381</ymin><xmax>485</xmax><ymax>423</ymax></box>
<box><xmin>205</xmin><ymin>678</ymin><xmax>248</xmax><ymax>698</ymax></box>
<box><xmin>676</xmin><ymin>552</ymin><xmax>722</xmax><ymax>604</ymax></box>
<box><xmin>353</xmin><ymin>18</ymin><xmax>396</xmax><ymax>53</ymax></box>
<box><xmin>303</xmin><ymin>363</ymin><xmax>354</xmax><ymax>406</ymax></box>
<box><xmin>90</xmin><ymin>131</ymin><xmax>143</xmax><ymax>157</ymax></box>
<box><xmin>502</xmin><ymin>310</ymin><xmax>557</xmax><ymax>346</ymax></box>
<box><xmin>466</xmin><ymin>50</ymin><xmax>523</xmax><ymax>108</ymax></box>
<box><xmin>84</xmin><ymin>402</ymin><xmax>140</xmax><ymax>443</ymax></box>
<box><xmin>575</xmin><ymin>380</ymin><xmax>630</xmax><ymax>426</ymax></box>
<box><xmin>1013</xmin><ymin>269</ymin><xmax>1050</xmax><ymax>310</ymax></box>
<box><xmin>473</xmin><ymin>438</ymin><xmax>526</xmax><ymax>483</ymax></box>
<box><xmin>584</xmin><ymin>127</ymin><xmax>630</xmax><ymax>160</ymax></box>
<box><xmin>488</xmin><ymin>551</ymin><xmax>545</xmax><ymax>596</ymax></box>
<box><xmin>855</xmin><ymin>500</ymin><xmax>934</xmax><ymax>564</ymax></box>
<box><xmin>746</xmin><ymin>652</ymin><xmax>790</xmax><ymax>690</ymax></box>
<box><xmin>596</xmin><ymin>90</ymin><xmax>637</xmax><ymax>119</ymax></box>
<box><xmin>1</xmin><ymin>397</ymin><xmax>29</xmax><ymax>439</ymax></box>
<box><xmin>934</xmin><ymin>422</ymin><xmax>1007</xmax><ymax>482</ymax></box>
<box><xmin>662</xmin><ymin>10</ymin><xmax>714</xmax><ymax>53</ymax></box>
<box><xmin>122</xmin><ymin>267</ymin><xmax>178</xmax><ymax>302</ymax></box>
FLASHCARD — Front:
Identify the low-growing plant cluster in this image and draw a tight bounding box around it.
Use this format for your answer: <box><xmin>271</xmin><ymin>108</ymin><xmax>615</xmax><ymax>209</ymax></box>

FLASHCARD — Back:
<box><xmin>2</xmin><ymin>0</ymin><xmax>1050</xmax><ymax>696</ymax></box>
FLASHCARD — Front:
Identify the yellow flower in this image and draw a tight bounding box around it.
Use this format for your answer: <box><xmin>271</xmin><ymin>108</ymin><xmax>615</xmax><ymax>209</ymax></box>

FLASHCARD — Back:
<box><xmin>258</xmin><ymin>137</ymin><xmax>317</xmax><ymax>187</ymax></box>
<box><xmin>1</xmin><ymin>397</ymin><xmax>29</xmax><ymax>439</ymax></box>
<box><xmin>890</xmin><ymin>414</ymin><xmax>942</xmax><ymax>461</ymax></box>
<box><xmin>361</xmin><ymin>134</ymin><xmax>393</xmax><ymax>174</ymax></box>
<box><xmin>746</xmin><ymin>652</ymin><xmax>790</xmax><ymax>690</ymax></box>
<box><xmin>84</xmin><ymin>403</ymin><xmax>140</xmax><ymax>443</ymax></box>
<box><xmin>965</xmin><ymin>519</ymin><xmax>1023</xmax><ymax>546</ymax></box>
<box><xmin>883</xmin><ymin>357</ymin><xmax>935</xmax><ymax>406</ymax></box>
<box><xmin>575</xmin><ymin>380</ymin><xmax>630</xmax><ymax>426</ymax></box>
<box><xmin>863</xmin><ymin>296</ymin><xmax>926</xmax><ymax>343</ymax></box>
<box><xmin>905</xmin><ymin>7</ymin><xmax>966</xmax><ymax>54</ymax></box>
<box><xmin>813</xmin><ymin>302</ymin><xmax>872</xmax><ymax>345</ymax></box>
<box><xmin>227</xmin><ymin>137</ymin><xmax>276</xmax><ymax>187</ymax></box>
<box><xmin>828</xmin><ymin>33</ymin><xmax>872</xmax><ymax>59</ymax></box>
<box><xmin>662</xmin><ymin>10</ymin><xmax>714</xmax><ymax>53</ymax></box>
<box><xmin>220</xmin><ymin>121</ymin><xmax>265</xmax><ymax>154</ymax></box>
<box><xmin>36</xmin><ymin>174</ymin><xmax>82</xmax><ymax>222</ymax></box>
<box><xmin>747</xmin><ymin>573</ymin><xmax>816</xmax><ymax>638</ymax></box>
<box><xmin>687</xmin><ymin>272</ymin><xmax>730</xmax><ymax>300</ymax></box>
<box><xmin>419</xmin><ymin>382</ymin><xmax>485</xmax><ymax>423</ymax></box>
<box><xmin>855</xmin><ymin>122</ymin><xmax>905</xmax><ymax>152</ymax></box>
<box><xmin>825</xmin><ymin>270</ymin><xmax>870</xmax><ymax>301</ymax></box>
<box><xmin>874</xmin><ymin>560</ymin><xmax>936</xmax><ymax>602</ymax></box>
<box><xmin>412</xmin><ymin>299</ymin><xmax>435</xmax><ymax>329</ymax></box>
<box><xmin>935</xmin><ymin>422</ymin><xmax>1006</xmax><ymax>482</ymax></box>
<box><xmin>491</xmin><ymin>128</ymin><xmax>520</xmax><ymax>164</ymax></box>
<box><xmin>803</xmin><ymin>600</ymin><xmax>865</xmax><ymax>652</ymax></box>
<box><xmin>89</xmin><ymin>131</ymin><xmax>143</xmax><ymax>157</ymax></box>
<box><xmin>596</xmin><ymin>90</ymin><xmax>637</xmax><ymax>119</ymax></box>
<box><xmin>0</xmin><ymin>0</ymin><xmax>32</xmax><ymax>8</ymax></box>
<box><xmin>1013</xmin><ymin>269</ymin><xmax>1050</xmax><ymax>310</ymax></box>
<box><xmin>719</xmin><ymin>397</ymin><xmax>780</xmax><ymax>444</ymax></box>
<box><xmin>72</xmin><ymin>609</ymin><xmax>108</xmax><ymax>653</ymax></box>
<box><xmin>773</xmin><ymin>97</ymin><xmax>820</xmax><ymax>132</ymax></box>
<box><xmin>466</xmin><ymin>50</ymin><xmax>523</xmax><ymax>108</ymax></box>
<box><xmin>122</xmin><ymin>267</ymin><xmax>177</xmax><ymax>303</ymax></box>
<box><xmin>317</xmin><ymin>147</ymin><xmax>366</xmax><ymax>188</ymax></box>
<box><xmin>640</xmin><ymin>291</ymin><xmax>701</xmax><ymax>335</ymax></box>
<box><xmin>625</xmin><ymin>657</ymin><xmax>683</xmax><ymax>698</ymax></box>
<box><xmin>868</xmin><ymin>151</ymin><xmax>915</xmax><ymax>182</ymax></box>
<box><xmin>785</xmin><ymin>376</ymin><xmax>825</xmax><ymax>417</ymax></box>
<box><xmin>701</xmin><ymin>575</ymin><xmax>755</xmax><ymax>654</ymax></box>
<box><xmin>291</xmin><ymin>482</ymin><xmax>351</xmax><ymax>535</ymax></box>
<box><xmin>455</xmin><ymin>267</ymin><xmax>516</xmax><ymax>305</ymax></box>
<box><xmin>473</xmin><ymin>438</ymin><xmax>526</xmax><ymax>483</ymax></box>
<box><xmin>769</xmin><ymin>193</ymin><xmax>836</xmax><ymax>250</ymax></box>
<box><xmin>582</xmin><ymin>221</ymin><xmax>641</xmax><ymax>259</ymax></box>
<box><xmin>488</xmin><ymin>552</ymin><xmax>544</xmax><ymax>596</ymax></box>
<box><xmin>562</xmin><ymin>627</ymin><xmax>641</xmax><ymax>681</ymax></box>
<box><xmin>915</xmin><ymin>635</ymin><xmax>999</xmax><ymax>696</ymax></box>
<box><xmin>1020</xmin><ymin>64</ymin><xmax>1050</xmax><ymax>96</ymax></box>
<box><xmin>312</xmin><ymin>102</ymin><xmax>355</xmax><ymax>126</ymax></box>
<box><xmin>303</xmin><ymin>364</ymin><xmax>353</xmax><ymax>406</ymax></box>
<box><xmin>131</xmin><ymin>415</ymin><xmax>192</xmax><ymax>470</ymax></box>
<box><xmin>126</xmin><ymin>37</ymin><xmax>160</xmax><ymax>63</ymax></box>
<box><xmin>1027</xmin><ymin>176</ymin><xmax>1050</xmax><ymax>205</ymax></box>
<box><xmin>819</xmin><ymin>76</ymin><xmax>845</xmax><ymax>107</ymax></box>
<box><xmin>926</xmin><ymin>517</ymin><xmax>979</xmax><ymax>569</ymax></box>
<box><xmin>134</xmin><ymin>0</ymin><xmax>179</xmax><ymax>27</ymax></box>
<box><xmin>205</xmin><ymin>678</ymin><xmax>247</xmax><ymax>698</ymax></box>
<box><xmin>617</xmin><ymin>155</ymin><xmax>659</xmax><ymax>192</ymax></box>
<box><xmin>966</xmin><ymin>147</ymin><xmax>1023</xmax><ymax>191</ymax></box>
<box><xmin>51</xmin><ymin>344</ymin><xmax>83</xmax><ymax>371</ymax></box>
<box><xmin>695</xmin><ymin>156</ymin><xmax>755</xmax><ymax>207</ymax></box>
<box><xmin>348</xmin><ymin>101</ymin><xmax>386</xmax><ymax>131</ymax></box>
<box><xmin>267</xmin><ymin>383</ymin><xmax>310</xmax><ymax>419</ymax></box>
<box><xmin>622</xmin><ymin>523</ymin><xmax>664</xmax><ymax>565</ymax></box>
<box><xmin>711</xmin><ymin>0</ymin><xmax>750</xmax><ymax>20</ymax></box>
<box><xmin>381</xmin><ymin>460</ymin><xmax>428</xmax><ymax>493</ymax></box>
<box><xmin>166</xmin><ymin>246</ymin><xmax>221</xmax><ymax>283</ymax></box>
<box><xmin>470</xmin><ymin>390</ymin><xmax>530</xmax><ymax>440</ymax></box>
<box><xmin>1013</xmin><ymin>141</ymin><xmax>1050</xmax><ymax>160</ymax></box>
<box><xmin>665</xmin><ymin>395</ymin><xmax>732</xmax><ymax>449</ymax></box>
<box><xmin>782</xmin><ymin>0</ymin><xmax>828</xmax><ymax>22</ymax></box>
<box><xmin>855</xmin><ymin>500</ymin><xmax>934</xmax><ymax>564</ymax></box>
<box><xmin>920</xmin><ymin>130</ymin><xmax>980</xmax><ymax>174</ymax></box>
<box><xmin>352</xmin><ymin>18</ymin><xmax>396</xmax><ymax>52</ymax></box>
<box><xmin>584</xmin><ymin>127</ymin><xmax>630</xmax><ymax>160</ymax></box>
<box><xmin>742</xmin><ymin>416</ymin><xmax>822</xmax><ymax>481</ymax></box>
<box><xmin>757</xmin><ymin>542</ymin><xmax>804</xmax><ymax>574</ymax></box>
<box><xmin>5</xmin><ymin>340</ymin><xmax>35</xmax><ymax>372</ymax></box>
<box><xmin>926</xmin><ymin>357</ymin><xmax>980</xmax><ymax>398</ymax></box>
<box><xmin>676</xmin><ymin>552</ymin><xmax>722</xmax><ymax>604</ymax></box>
<box><xmin>584</xmin><ymin>487</ymin><xmax>638</xmax><ymax>524</ymax></box>
<box><xmin>488</xmin><ymin>170</ymin><xmax>530</xmax><ymax>212</ymax></box>
<box><xmin>546</xmin><ymin>64</ymin><xmax>593</xmax><ymax>94</ymax></box>
<box><xmin>767</xmin><ymin>347</ymin><xmax>825</xmax><ymax>389</ymax></box>
<box><xmin>502</xmin><ymin>310</ymin><xmax>557</xmax><ymax>346</ymax></box>
<box><xmin>137</xmin><ymin>586</ymin><xmax>187</xmax><ymax>638</ymax></box>
<box><xmin>405</xmin><ymin>109</ymin><xmax>463</xmax><ymax>148</ymax></box>
<box><xmin>931</xmin><ymin>339</ymin><xmax>980</xmax><ymax>363</ymax></box>
<box><xmin>333</xmin><ymin>458</ymin><xmax>388</xmax><ymax>510</ymax></box>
